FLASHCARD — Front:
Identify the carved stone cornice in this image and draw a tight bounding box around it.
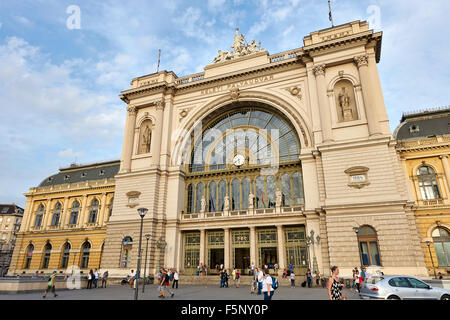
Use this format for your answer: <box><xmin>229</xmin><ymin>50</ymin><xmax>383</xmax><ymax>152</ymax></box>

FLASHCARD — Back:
<box><xmin>127</xmin><ymin>105</ymin><xmax>137</xmax><ymax>115</ymax></box>
<box><xmin>312</xmin><ymin>64</ymin><xmax>326</xmax><ymax>77</ymax></box>
<box><xmin>354</xmin><ymin>54</ymin><xmax>369</xmax><ymax>68</ymax></box>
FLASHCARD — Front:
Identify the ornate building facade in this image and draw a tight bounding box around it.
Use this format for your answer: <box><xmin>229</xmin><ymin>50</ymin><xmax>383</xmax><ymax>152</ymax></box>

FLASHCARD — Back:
<box><xmin>395</xmin><ymin>108</ymin><xmax>450</xmax><ymax>277</ymax></box>
<box><xmin>8</xmin><ymin>161</ymin><xmax>118</xmax><ymax>275</ymax></box>
<box><xmin>0</xmin><ymin>204</ymin><xmax>23</xmax><ymax>276</ymax></box>
<box><xmin>9</xmin><ymin>20</ymin><xmax>430</xmax><ymax>278</ymax></box>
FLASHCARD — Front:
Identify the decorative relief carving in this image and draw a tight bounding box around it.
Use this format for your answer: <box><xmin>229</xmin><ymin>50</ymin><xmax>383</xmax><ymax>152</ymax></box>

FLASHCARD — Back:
<box><xmin>179</xmin><ymin>109</ymin><xmax>189</xmax><ymax>122</ymax></box>
<box><xmin>213</xmin><ymin>28</ymin><xmax>264</xmax><ymax>64</ymax></box>
<box><xmin>354</xmin><ymin>55</ymin><xmax>369</xmax><ymax>68</ymax></box>
<box><xmin>230</xmin><ymin>87</ymin><xmax>240</xmax><ymax>101</ymax></box>
<box><xmin>285</xmin><ymin>86</ymin><xmax>303</xmax><ymax>101</ymax></box>
<box><xmin>126</xmin><ymin>191</ymin><xmax>141</xmax><ymax>208</ymax></box>
<box><xmin>138</xmin><ymin>120</ymin><xmax>152</xmax><ymax>154</ymax></box>
<box><xmin>312</xmin><ymin>64</ymin><xmax>326</xmax><ymax>76</ymax></box>
<box><xmin>344</xmin><ymin>166</ymin><xmax>370</xmax><ymax>189</ymax></box>
<box><xmin>154</xmin><ymin>100</ymin><xmax>165</xmax><ymax>110</ymax></box>
<box><xmin>334</xmin><ymin>80</ymin><xmax>358</xmax><ymax>122</ymax></box>
<box><xmin>127</xmin><ymin>105</ymin><xmax>137</xmax><ymax>115</ymax></box>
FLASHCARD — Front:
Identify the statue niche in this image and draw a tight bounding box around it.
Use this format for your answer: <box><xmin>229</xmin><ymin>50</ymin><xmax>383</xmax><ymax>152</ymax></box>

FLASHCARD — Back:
<box><xmin>334</xmin><ymin>80</ymin><xmax>358</xmax><ymax>122</ymax></box>
<box><xmin>138</xmin><ymin>120</ymin><xmax>152</xmax><ymax>154</ymax></box>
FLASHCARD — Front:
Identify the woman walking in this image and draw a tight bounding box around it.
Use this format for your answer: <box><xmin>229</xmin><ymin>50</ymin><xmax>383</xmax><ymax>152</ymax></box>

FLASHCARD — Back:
<box><xmin>327</xmin><ymin>266</ymin><xmax>346</xmax><ymax>300</ymax></box>
<box><xmin>87</xmin><ymin>269</ymin><xmax>94</xmax><ymax>289</ymax></box>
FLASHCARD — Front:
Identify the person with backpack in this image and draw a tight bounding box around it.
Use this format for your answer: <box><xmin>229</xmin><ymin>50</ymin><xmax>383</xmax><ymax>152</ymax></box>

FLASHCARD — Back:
<box><xmin>261</xmin><ymin>269</ymin><xmax>275</xmax><ymax>300</ymax></box>
<box><xmin>43</xmin><ymin>271</ymin><xmax>58</xmax><ymax>298</ymax></box>
<box><xmin>158</xmin><ymin>268</ymin><xmax>174</xmax><ymax>299</ymax></box>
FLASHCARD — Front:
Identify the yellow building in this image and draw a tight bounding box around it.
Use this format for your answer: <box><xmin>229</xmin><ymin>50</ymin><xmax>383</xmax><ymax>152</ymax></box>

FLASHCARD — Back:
<box><xmin>395</xmin><ymin>107</ymin><xmax>450</xmax><ymax>278</ymax></box>
<box><xmin>8</xmin><ymin>160</ymin><xmax>118</xmax><ymax>276</ymax></box>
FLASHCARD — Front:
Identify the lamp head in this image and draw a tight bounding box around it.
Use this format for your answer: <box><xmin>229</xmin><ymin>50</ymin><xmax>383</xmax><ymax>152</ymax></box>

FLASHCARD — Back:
<box><xmin>145</xmin><ymin>234</ymin><xmax>151</xmax><ymax>240</ymax></box>
<box><xmin>137</xmin><ymin>207</ymin><xmax>148</xmax><ymax>218</ymax></box>
<box><xmin>353</xmin><ymin>227</ymin><xmax>360</xmax><ymax>234</ymax></box>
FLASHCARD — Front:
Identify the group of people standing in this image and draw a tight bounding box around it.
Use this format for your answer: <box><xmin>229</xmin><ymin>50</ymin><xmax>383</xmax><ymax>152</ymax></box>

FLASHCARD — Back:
<box><xmin>87</xmin><ymin>268</ymin><xmax>109</xmax><ymax>289</ymax></box>
<box><xmin>157</xmin><ymin>268</ymin><xmax>179</xmax><ymax>299</ymax></box>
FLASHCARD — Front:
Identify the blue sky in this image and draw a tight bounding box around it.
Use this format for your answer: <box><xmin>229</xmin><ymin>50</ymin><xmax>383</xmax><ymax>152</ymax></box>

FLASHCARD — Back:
<box><xmin>1</xmin><ymin>0</ymin><xmax>450</xmax><ymax>207</ymax></box>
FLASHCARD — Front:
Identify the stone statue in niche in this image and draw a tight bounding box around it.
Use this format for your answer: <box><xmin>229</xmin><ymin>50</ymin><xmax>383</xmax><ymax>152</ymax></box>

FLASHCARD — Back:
<box><xmin>223</xmin><ymin>195</ymin><xmax>230</xmax><ymax>211</ymax></box>
<box><xmin>200</xmin><ymin>197</ymin><xmax>206</xmax><ymax>213</ymax></box>
<box><xmin>334</xmin><ymin>80</ymin><xmax>357</xmax><ymax>122</ymax></box>
<box><xmin>248</xmin><ymin>193</ymin><xmax>255</xmax><ymax>209</ymax></box>
<box><xmin>276</xmin><ymin>188</ymin><xmax>282</xmax><ymax>207</ymax></box>
<box><xmin>139</xmin><ymin>124</ymin><xmax>152</xmax><ymax>154</ymax></box>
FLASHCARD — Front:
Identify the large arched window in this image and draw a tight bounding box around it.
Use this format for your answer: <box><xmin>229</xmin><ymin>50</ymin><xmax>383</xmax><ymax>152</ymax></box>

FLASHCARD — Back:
<box><xmin>80</xmin><ymin>241</ymin><xmax>91</xmax><ymax>269</ymax></box>
<box><xmin>35</xmin><ymin>204</ymin><xmax>44</xmax><ymax>227</ymax></box>
<box><xmin>432</xmin><ymin>227</ymin><xmax>450</xmax><ymax>267</ymax></box>
<box><xmin>42</xmin><ymin>243</ymin><xmax>52</xmax><ymax>269</ymax></box>
<box><xmin>24</xmin><ymin>244</ymin><xmax>34</xmax><ymax>269</ymax></box>
<box><xmin>358</xmin><ymin>226</ymin><xmax>381</xmax><ymax>266</ymax></box>
<box><xmin>69</xmin><ymin>200</ymin><xmax>80</xmax><ymax>225</ymax></box>
<box><xmin>186</xmin><ymin>184</ymin><xmax>194</xmax><ymax>213</ymax></box>
<box><xmin>88</xmin><ymin>198</ymin><xmax>99</xmax><ymax>223</ymax></box>
<box><xmin>417</xmin><ymin>166</ymin><xmax>441</xmax><ymax>200</ymax></box>
<box><xmin>195</xmin><ymin>182</ymin><xmax>204</xmax><ymax>213</ymax></box>
<box><xmin>51</xmin><ymin>203</ymin><xmax>61</xmax><ymax>226</ymax></box>
<box><xmin>60</xmin><ymin>242</ymin><xmax>71</xmax><ymax>269</ymax></box>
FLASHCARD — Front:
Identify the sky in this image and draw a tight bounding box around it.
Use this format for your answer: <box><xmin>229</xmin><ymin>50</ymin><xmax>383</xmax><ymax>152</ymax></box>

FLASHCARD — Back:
<box><xmin>1</xmin><ymin>0</ymin><xmax>450</xmax><ymax>207</ymax></box>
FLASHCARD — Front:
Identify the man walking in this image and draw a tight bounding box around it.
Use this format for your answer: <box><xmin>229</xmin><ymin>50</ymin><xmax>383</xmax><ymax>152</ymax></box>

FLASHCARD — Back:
<box><xmin>306</xmin><ymin>268</ymin><xmax>312</xmax><ymax>288</ymax></box>
<box><xmin>129</xmin><ymin>270</ymin><xmax>135</xmax><ymax>289</ymax></box>
<box><xmin>159</xmin><ymin>268</ymin><xmax>174</xmax><ymax>299</ymax></box>
<box><xmin>261</xmin><ymin>269</ymin><xmax>274</xmax><ymax>300</ymax></box>
<box><xmin>93</xmin><ymin>269</ymin><xmax>99</xmax><ymax>288</ymax></box>
<box><xmin>257</xmin><ymin>268</ymin><xmax>264</xmax><ymax>295</ymax></box>
<box><xmin>43</xmin><ymin>271</ymin><xmax>58</xmax><ymax>298</ymax></box>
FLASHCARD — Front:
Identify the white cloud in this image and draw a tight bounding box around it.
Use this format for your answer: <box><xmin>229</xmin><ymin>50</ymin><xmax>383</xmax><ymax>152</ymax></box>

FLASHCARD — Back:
<box><xmin>58</xmin><ymin>148</ymin><xmax>84</xmax><ymax>159</ymax></box>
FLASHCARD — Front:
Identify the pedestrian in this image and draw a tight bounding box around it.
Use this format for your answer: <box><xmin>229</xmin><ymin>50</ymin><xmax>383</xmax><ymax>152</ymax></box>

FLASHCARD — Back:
<box><xmin>274</xmin><ymin>263</ymin><xmax>278</xmax><ymax>273</ymax></box>
<box><xmin>257</xmin><ymin>267</ymin><xmax>264</xmax><ymax>295</ymax></box>
<box><xmin>315</xmin><ymin>271</ymin><xmax>320</xmax><ymax>287</ymax></box>
<box><xmin>359</xmin><ymin>267</ymin><xmax>366</xmax><ymax>288</ymax></box>
<box><xmin>93</xmin><ymin>268</ymin><xmax>99</xmax><ymax>288</ymax></box>
<box><xmin>306</xmin><ymin>268</ymin><xmax>312</xmax><ymax>288</ymax></box>
<box><xmin>224</xmin><ymin>269</ymin><xmax>229</xmax><ymax>287</ymax></box>
<box><xmin>87</xmin><ymin>269</ymin><xmax>94</xmax><ymax>289</ymax></box>
<box><xmin>251</xmin><ymin>270</ymin><xmax>257</xmax><ymax>294</ymax></box>
<box><xmin>262</xmin><ymin>269</ymin><xmax>274</xmax><ymax>300</ymax></box>
<box><xmin>129</xmin><ymin>269</ymin><xmax>135</xmax><ymax>289</ymax></box>
<box><xmin>251</xmin><ymin>262</ymin><xmax>255</xmax><ymax>276</ymax></box>
<box><xmin>354</xmin><ymin>268</ymin><xmax>360</xmax><ymax>292</ymax></box>
<box><xmin>290</xmin><ymin>271</ymin><xmax>295</xmax><ymax>287</ymax></box>
<box><xmin>158</xmin><ymin>269</ymin><xmax>174</xmax><ymax>299</ymax></box>
<box><xmin>327</xmin><ymin>266</ymin><xmax>346</xmax><ymax>300</ymax></box>
<box><xmin>438</xmin><ymin>272</ymin><xmax>443</xmax><ymax>280</ymax></box>
<box><xmin>172</xmin><ymin>270</ymin><xmax>179</xmax><ymax>289</ymax></box>
<box><xmin>231</xmin><ymin>268</ymin><xmax>236</xmax><ymax>282</ymax></box>
<box><xmin>43</xmin><ymin>271</ymin><xmax>58</xmax><ymax>298</ymax></box>
<box><xmin>235</xmin><ymin>269</ymin><xmax>240</xmax><ymax>288</ymax></box>
<box><xmin>101</xmin><ymin>270</ymin><xmax>109</xmax><ymax>288</ymax></box>
<box><xmin>288</xmin><ymin>263</ymin><xmax>293</xmax><ymax>275</ymax></box>
<box><xmin>282</xmin><ymin>269</ymin><xmax>287</xmax><ymax>279</ymax></box>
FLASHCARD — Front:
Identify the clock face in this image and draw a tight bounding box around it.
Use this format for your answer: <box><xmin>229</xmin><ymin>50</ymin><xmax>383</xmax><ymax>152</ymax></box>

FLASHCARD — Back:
<box><xmin>233</xmin><ymin>154</ymin><xmax>245</xmax><ymax>167</ymax></box>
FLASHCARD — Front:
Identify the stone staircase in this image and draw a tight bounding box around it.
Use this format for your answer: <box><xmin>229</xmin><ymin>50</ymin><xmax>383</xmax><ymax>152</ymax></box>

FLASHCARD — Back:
<box><xmin>178</xmin><ymin>275</ymin><xmax>309</xmax><ymax>287</ymax></box>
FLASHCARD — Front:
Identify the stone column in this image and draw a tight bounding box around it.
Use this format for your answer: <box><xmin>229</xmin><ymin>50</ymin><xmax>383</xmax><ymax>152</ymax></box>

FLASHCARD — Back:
<box><xmin>120</xmin><ymin>105</ymin><xmax>137</xmax><ymax>173</ymax></box>
<box><xmin>354</xmin><ymin>54</ymin><xmax>382</xmax><ymax>136</ymax></box>
<box><xmin>199</xmin><ymin>229</ymin><xmax>206</xmax><ymax>266</ymax></box>
<box><xmin>400</xmin><ymin>157</ymin><xmax>416</xmax><ymax>202</ymax></box>
<box><xmin>23</xmin><ymin>199</ymin><xmax>34</xmax><ymax>231</ymax></box>
<box><xmin>80</xmin><ymin>195</ymin><xmax>88</xmax><ymax>227</ymax></box>
<box><xmin>62</xmin><ymin>197</ymin><xmax>70</xmax><ymax>229</ymax></box>
<box><xmin>151</xmin><ymin>100</ymin><xmax>165</xmax><ymax>166</ymax></box>
<box><xmin>440</xmin><ymin>155</ymin><xmax>450</xmax><ymax>192</ymax></box>
<box><xmin>250</xmin><ymin>226</ymin><xmax>257</xmax><ymax>268</ymax></box>
<box><xmin>43</xmin><ymin>199</ymin><xmax>52</xmax><ymax>230</ymax></box>
<box><xmin>160</xmin><ymin>93</ymin><xmax>173</xmax><ymax>168</ymax></box>
<box><xmin>313</xmin><ymin>64</ymin><xmax>333</xmax><ymax>143</ymax></box>
<box><xmin>276</xmin><ymin>225</ymin><xmax>285</xmax><ymax>271</ymax></box>
<box><xmin>98</xmin><ymin>193</ymin><xmax>107</xmax><ymax>226</ymax></box>
<box><xmin>224</xmin><ymin>228</ymin><xmax>231</xmax><ymax>270</ymax></box>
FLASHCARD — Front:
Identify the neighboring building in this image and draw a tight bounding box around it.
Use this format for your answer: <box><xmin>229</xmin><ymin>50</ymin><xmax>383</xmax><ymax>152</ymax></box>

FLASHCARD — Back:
<box><xmin>8</xmin><ymin>20</ymin><xmax>430</xmax><ymax>278</ymax></box>
<box><xmin>395</xmin><ymin>107</ymin><xmax>450</xmax><ymax>277</ymax></box>
<box><xmin>7</xmin><ymin>160</ymin><xmax>118</xmax><ymax>275</ymax></box>
<box><xmin>0</xmin><ymin>204</ymin><xmax>23</xmax><ymax>276</ymax></box>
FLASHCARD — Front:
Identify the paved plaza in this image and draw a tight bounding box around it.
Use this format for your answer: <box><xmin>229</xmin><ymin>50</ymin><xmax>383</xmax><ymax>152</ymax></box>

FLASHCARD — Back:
<box><xmin>0</xmin><ymin>284</ymin><xmax>362</xmax><ymax>300</ymax></box>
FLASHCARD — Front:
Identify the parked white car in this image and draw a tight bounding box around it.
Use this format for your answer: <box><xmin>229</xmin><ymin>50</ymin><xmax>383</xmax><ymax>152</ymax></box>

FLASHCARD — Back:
<box><xmin>359</xmin><ymin>275</ymin><xmax>450</xmax><ymax>300</ymax></box>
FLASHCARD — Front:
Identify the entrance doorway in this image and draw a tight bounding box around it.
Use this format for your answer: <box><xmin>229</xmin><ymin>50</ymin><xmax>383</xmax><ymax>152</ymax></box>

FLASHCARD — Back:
<box><xmin>259</xmin><ymin>247</ymin><xmax>278</xmax><ymax>268</ymax></box>
<box><xmin>209</xmin><ymin>248</ymin><xmax>224</xmax><ymax>271</ymax></box>
<box><xmin>234</xmin><ymin>248</ymin><xmax>250</xmax><ymax>270</ymax></box>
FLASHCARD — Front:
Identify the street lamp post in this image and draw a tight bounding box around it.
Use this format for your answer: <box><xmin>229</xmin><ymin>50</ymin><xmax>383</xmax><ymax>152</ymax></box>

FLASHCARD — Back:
<box><xmin>426</xmin><ymin>241</ymin><xmax>437</xmax><ymax>279</ymax></box>
<box><xmin>142</xmin><ymin>233</ymin><xmax>151</xmax><ymax>293</ymax></box>
<box><xmin>353</xmin><ymin>227</ymin><xmax>363</xmax><ymax>268</ymax></box>
<box><xmin>134</xmin><ymin>207</ymin><xmax>148</xmax><ymax>301</ymax></box>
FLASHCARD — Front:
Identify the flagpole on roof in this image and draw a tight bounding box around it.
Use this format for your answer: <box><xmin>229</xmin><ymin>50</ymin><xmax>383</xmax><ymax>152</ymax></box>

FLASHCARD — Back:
<box><xmin>328</xmin><ymin>0</ymin><xmax>334</xmax><ymax>27</ymax></box>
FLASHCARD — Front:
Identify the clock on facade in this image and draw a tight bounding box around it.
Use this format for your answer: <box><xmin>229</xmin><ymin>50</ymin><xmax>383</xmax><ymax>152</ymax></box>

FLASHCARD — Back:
<box><xmin>233</xmin><ymin>154</ymin><xmax>245</xmax><ymax>167</ymax></box>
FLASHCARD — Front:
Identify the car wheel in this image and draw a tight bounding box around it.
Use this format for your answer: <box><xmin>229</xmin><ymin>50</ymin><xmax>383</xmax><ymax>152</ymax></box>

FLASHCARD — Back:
<box><xmin>387</xmin><ymin>295</ymin><xmax>401</xmax><ymax>300</ymax></box>
<box><xmin>441</xmin><ymin>294</ymin><xmax>450</xmax><ymax>301</ymax></box>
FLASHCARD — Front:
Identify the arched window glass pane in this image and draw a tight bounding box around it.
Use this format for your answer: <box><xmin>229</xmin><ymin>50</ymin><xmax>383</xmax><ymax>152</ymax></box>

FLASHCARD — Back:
<box><xmin>232</xmin><ymin>179</ymin><xmax>240</xmax><ymax>210</ymax></box>
<box><xmin>208</xmin><ymin>181</ymin><xmax>217</xmax><ymax>212</ymax></box>
<box><xmin>89</xmin><ymin>199</ymin><xmax>99</xmax><ymax>223</ymax></box>
<box><xmin>51</xmin><ymin>203</ymin><xmax>61</xmax><ymax>226</ymax></box>
<box><xmin>69</xmin><ymin>201</ymin><xmax>80</xmax><ymax>225</ymax></box>
<box><xmin>358</xmin><ymin>225</ymin><xmax>380</xmax><ymax>266</ymax></box>
<box><xmin>42</xmin><ymin>243</ymin><xmax>52</xmax><ymax>269</ymax></box>
<box><xmin>432</xmin><ymin>227</ymin><xmax>450</xmax><ymax>267</ymax></box>
<box><xmin>187</xmin><ymin>184</ymin><xmax>194</xmax><ymax>213</ymax></box>
<box><xmin>218</xmin><ymin>180</ymin><xmax>226</xmax><ymax>211</ymax></box>
<box><xmin>81</xmin><ymin>242</ymin><xmax>91</xmax><ymax>269</ymax></box>
<box><xmin>35</xmin><ymin>205</ymin><xmax>44</xmax><ymax>227</ymax></box>
<box><xmin>417</xmin><ymin>166</ymin><xmax>441</xmax><ymax>200</ymax></box>
<box><xmin>122</xmin><ymin>237</ymin><xmax>133</xmax><ymax>268</ymax></box>
<box><xmin>255</xmin><ymin>176</ymin><xmax>265</xmax><ymax>208</ymax></box>
<box><xmin>359</xmin><ymin>226</ymin><xmax>376</xmax><ymax>236</ymax></box>
<box><xmin>281</xmin><ymin>173</ymin><xmax>292</xmax><ymax>207</ymax></box>
<box><xmin>242</xmin><ymin>178</ymin><xmax>251</xmax><ymax>209</ymax></box>
<box><xmin>292</xmin><ymin>172</ymin><xmax>304</xmax><ymax>205</ymax></box>
<box><xmin>24</xmin><ymin>244</ymin><xmax>34</xmax><ymax>269</ymax></box>
<box><xmin>267</xmin><ymin>175</ymin><xmax>276</xmax><ymax>208</ymax></box>
<box><xmin>60</xmin><ymin>243</ymin><xmax>71</xmax><ymax>268</ymax></box>
<box><xmin>195</xmin><ymin>183</ymin><xmax>204</xmax><ymax>213</ymax></box>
